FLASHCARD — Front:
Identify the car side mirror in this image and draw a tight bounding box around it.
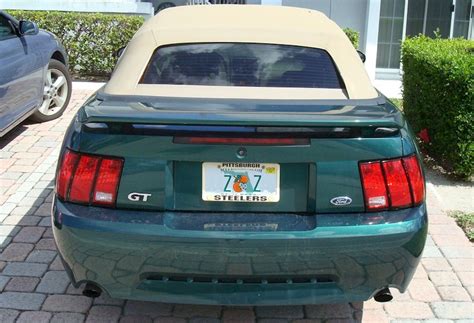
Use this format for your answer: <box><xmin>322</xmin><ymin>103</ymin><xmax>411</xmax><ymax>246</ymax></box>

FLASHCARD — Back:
<box><xmin>357</xmin><ymin>50</ymin><xmax>366</xmax><ymax>63</ymax></box>
<box><xmin>115</xmin><ymin>46</ymin><xmax>126</xmax><ymax>59</ymax></box>
<box><xmin>19</xmin><ymin>20</ymin><xmax>39</xmax><ymax>35</ymax></box>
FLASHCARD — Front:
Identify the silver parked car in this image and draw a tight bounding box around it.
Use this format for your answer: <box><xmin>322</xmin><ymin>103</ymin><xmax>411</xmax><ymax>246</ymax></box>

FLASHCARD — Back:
<box><xmin>0</xmin><ymin>11</ymin><xmax>72</xmax><ymax>137</ymax></box>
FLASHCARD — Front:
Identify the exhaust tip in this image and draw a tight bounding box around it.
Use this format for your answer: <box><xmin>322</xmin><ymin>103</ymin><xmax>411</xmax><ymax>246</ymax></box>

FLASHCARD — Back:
<box><xmin>374</xmin><ymin>287</ymin><xmax>393</xmax><ymax>302</ymax></box>
<box><xmin>82</xmin><ymin>283</ymin><xmax>102</xmax><ymax>298</ymax></box>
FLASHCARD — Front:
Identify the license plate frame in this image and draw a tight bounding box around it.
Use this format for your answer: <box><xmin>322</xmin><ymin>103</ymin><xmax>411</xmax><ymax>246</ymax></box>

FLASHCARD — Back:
<box><xmin>202</xmin><ymin>162</ymin><xmax>280</xmax><ymax>203</ymax></box>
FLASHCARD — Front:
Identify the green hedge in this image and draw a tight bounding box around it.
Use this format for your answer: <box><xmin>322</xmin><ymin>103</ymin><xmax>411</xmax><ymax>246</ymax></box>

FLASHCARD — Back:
<box><xmin>8</xmin><ymin>10</ymin><xmax>144</xmax><ymax>76</ymax></box>
<box><xmin>402</xmin><ymin>36</ymin><xmax>474</xmax><ymax>178</ymax></box>
<box><xmin>343</xmin><ymin>28</ymin><xmax>359</xmax><ymax>49</ymax></box>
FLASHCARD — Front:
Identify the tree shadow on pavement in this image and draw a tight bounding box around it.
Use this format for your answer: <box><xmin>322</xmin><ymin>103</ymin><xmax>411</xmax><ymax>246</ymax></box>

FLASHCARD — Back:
<box><xmin>0</xmin><ymin>125</ymin><xmax>29</xmax><ymax>150</ymax></box>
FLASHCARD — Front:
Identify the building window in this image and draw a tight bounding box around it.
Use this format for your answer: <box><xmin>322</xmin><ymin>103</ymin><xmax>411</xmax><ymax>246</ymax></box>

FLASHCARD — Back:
<box><xmin>425</xmin><ymin>0</ymin><xmax>453</xmax><ymax>38</ymax></box>
<box><xmin>406</xmin><ymin>0</ymin><xmax>472</xmax><ymax>38</ymax></box>
<box><xmin>377</xmin><ymin>0</ymin><xmax>473</xmax><ymax>72</ymax></box>
<box><xmin>406</xmin><ymin>0</ymin><xmax>427</xmax><ymax>37</ymax></box>
<box><xmin>376</xmin><ymin>0</ymin><xmax>406</xmax><ymax>69</ymax></box>
<box><xmin>453</xmin><ymin>0</ymin><xmax>472</xmax><ymax>38</ymax></box>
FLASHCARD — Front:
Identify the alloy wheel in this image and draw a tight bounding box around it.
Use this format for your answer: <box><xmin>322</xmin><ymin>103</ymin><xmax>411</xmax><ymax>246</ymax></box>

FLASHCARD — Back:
<box><xmin>38</xmin><ymin>68</ymin><xmax>69</xmax><ymax>116</ymax></box>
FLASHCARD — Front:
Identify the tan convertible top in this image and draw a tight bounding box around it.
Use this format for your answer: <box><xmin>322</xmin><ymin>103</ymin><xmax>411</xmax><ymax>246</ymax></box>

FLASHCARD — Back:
<box><xmin>104</xmin><ymin>5</ymin><xmax>378</xmax><ymax>100</ymax></box>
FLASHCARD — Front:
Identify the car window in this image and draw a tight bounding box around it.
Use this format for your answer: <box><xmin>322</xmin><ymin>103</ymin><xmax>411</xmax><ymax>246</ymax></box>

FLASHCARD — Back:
<box><xmin>141</xmin><ymin>43</ymin><xmax>344</xmax><ymax>89</ymax></box>
<box><xmin>0</xmin><ymin>15</ymin><xmax>16</xmax><ymax>40</ymax></box>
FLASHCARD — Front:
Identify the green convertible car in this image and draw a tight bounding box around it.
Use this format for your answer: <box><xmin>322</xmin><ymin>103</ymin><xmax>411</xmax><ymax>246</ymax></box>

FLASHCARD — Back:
<box><xmin>53</xmin><ymin>5</ymin><xmax>427</xmax><ymax>305</ymax></box>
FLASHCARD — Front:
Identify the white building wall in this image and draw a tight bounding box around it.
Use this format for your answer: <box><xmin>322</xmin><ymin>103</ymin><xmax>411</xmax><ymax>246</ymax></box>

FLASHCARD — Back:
<box><xmin>281</xmin><ymin>0</ymin><xmax>331</xmax><ymax>15</ymax></box>
<box><xmin>330</xmin><ymin>0</ymin><xmax>369</xmax><ymax>52</ymax></box>
<box><xmin>281</xmin><ymin>0</ymin><xmax>369</xmax><ymax>51</ymax></box>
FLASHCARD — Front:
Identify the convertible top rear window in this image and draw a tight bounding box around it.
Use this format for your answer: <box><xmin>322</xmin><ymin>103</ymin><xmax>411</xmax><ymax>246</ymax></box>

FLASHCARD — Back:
<box><xmin>141</xmin><ymin>43</ymin><xmax>344</xmax><ymax>89</ymax></box>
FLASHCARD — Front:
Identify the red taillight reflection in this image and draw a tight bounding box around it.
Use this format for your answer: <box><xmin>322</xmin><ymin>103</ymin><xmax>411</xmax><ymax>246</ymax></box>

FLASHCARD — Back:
<box><xmin>359</xmin><ymin>155</ymin><xmax>425</xmax><ymax>211</ymax></box>
<box><xmin>56</xmin><ymin>149</ymin><xmax>123</xmax><ymax>207</ymax></box>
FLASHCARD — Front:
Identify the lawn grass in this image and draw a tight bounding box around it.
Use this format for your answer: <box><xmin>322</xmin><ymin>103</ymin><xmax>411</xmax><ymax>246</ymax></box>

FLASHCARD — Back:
<box><xmin>448</xmin><ymin>211</ymin><xmax>474</xmax><ymax>241</ymax></box>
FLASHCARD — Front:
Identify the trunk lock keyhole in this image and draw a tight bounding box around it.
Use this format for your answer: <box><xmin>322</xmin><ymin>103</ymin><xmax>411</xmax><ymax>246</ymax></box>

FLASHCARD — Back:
<box><xmin>236</xmin><ymin>147</ymin><xmax>247</xmax><ymax>159</ymax></box>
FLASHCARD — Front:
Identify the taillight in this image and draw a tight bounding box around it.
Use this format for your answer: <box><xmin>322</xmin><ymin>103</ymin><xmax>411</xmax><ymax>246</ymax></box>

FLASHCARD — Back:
<box><xmin>92</xmin><ymin>159</ymin><xmax>123</xmax><ymax>205</ymax></box>
<box><xmin>56</xmin><ymin>150</ymin><xmax>79</xmax><ymax>200</ymax></box>
<box><xmin>382</xmin><ymin>159</ymin><xmax>412</xmax><ymax>208</ymax></box>
<box><xmin>403</xmin><ymin>155</ymin><xmax>425</xmax><ymax>204</ymax></box>
<box><xmin>69</xmin><ymin>155</ymin><xmax>100</xmax><ymax>203</ymax></box>
<box><xmin>359</xmin><ymin>162</ymin><xmax>388</xmax><ymax>210</ymax></box>
<box><xmin>56</xmin><ymin>149</ymin><xmax>123</xmax><ymax>207</ymax></box>
<box><xmin>360</xmin><ymin>155</ymin><xmax>424</xmax><ymax>211</ymax></box>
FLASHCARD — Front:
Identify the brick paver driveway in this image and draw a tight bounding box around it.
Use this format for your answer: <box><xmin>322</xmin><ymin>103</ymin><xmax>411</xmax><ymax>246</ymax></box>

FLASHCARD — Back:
<box><xmin>0</xmin><ymin>86</ymin><xmax>472</xmax><ymax>322</ymax></box>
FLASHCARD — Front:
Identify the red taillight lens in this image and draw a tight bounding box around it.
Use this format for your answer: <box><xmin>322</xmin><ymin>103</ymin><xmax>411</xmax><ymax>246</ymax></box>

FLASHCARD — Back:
<box><xmin>382</xmin><ymin>159</ymin><xmax>412</xmax><ymax>208</ymax></box>
<box><xmin>360</xmin><ymin>155</ymin><xmax>425</xmax><ymax>211</ymax></box>
<box><xmin>57</xmin><ymin>150</ymin><xmax>79</xmax><ymax>200</ymax></box>
<box><xmin>69</xmin><ymin>155</ymin><xmax>100</xmax><ymax>203</ymax></box>
<box><xmin>92</xmin><ymin>159</ymin><xmax>123</xmax><ymax>206</ymax></box>
<box><xmin>56</xmin><ymin>149</ymin><xmax>123</xmax><ymax>207</ymax></box>
<box><xmin>359</xmin><ymin>162</ymin><xmax>388</xmax><ymax>210</ymax></box>
<box><xmin>174</xmin><ymin>137</ymin><xmax>309</xmax><ymax>145</ymax></box>
<box><xmin>403</xmin><ymin>155</ymin><xmax>425</xmax><ymax>205</ymax></box>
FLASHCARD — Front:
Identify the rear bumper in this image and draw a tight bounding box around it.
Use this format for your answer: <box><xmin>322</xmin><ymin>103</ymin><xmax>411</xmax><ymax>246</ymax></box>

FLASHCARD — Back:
<box><xmin>52</xmin><ymin>199</ymin><xmax>427</xmax><ymax>305</ymax></box>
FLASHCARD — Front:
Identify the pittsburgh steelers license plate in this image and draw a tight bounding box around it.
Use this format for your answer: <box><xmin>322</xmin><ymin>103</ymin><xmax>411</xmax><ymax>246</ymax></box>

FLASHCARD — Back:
<box><xmin>202</xmin><ymin>162</ymin><xmax>280</xmax><ymax>202</ymax></box>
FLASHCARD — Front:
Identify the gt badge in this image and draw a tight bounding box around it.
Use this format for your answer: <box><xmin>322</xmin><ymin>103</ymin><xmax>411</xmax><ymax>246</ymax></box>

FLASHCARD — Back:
<box><xmin>128</xmin><ymin>192</ymin><xmax>152</xmax><ymax>202</ymax></box>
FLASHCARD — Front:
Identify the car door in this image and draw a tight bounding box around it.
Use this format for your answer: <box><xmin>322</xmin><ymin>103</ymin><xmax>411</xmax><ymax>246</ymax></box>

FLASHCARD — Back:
<box><xmin>0</xmin><ymin>13</ymin><xmax>43</xmax><ymax>135</ymax></box>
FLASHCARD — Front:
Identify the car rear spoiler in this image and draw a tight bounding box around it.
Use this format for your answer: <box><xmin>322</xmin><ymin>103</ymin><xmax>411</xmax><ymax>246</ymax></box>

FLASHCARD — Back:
<box><xmin>79</xmin><ymin>91</ymin><xmax>404</xmax><ymax>129</ymax></box>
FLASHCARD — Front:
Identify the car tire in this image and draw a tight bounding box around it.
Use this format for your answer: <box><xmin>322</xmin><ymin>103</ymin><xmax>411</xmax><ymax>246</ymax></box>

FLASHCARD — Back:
<box><xmin>30</xmin><ymin>59</ymin><xmax>72</xmax><ymax>123</ymax></box>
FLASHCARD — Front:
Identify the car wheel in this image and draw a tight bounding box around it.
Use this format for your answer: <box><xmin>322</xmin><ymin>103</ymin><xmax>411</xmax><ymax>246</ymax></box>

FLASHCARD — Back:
<box><xmin>30</xmin><ymin>59</ymin><xmax>72</xmax><ymax>122</ymax></box>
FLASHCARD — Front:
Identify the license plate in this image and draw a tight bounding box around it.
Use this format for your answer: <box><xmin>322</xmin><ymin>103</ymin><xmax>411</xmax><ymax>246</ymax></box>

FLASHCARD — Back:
<box><xmin>202</xmin><ymin>162</ymin><xmax>280</xmax><ymax>202</ymax></box>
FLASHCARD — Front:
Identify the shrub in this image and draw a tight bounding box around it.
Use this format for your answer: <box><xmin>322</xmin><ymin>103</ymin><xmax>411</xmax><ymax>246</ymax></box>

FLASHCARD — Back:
<box><xmin>402</xmin><ymin>36</ymin><xmax>474</xmax><ymax>178</ymax></box>
<box><xmin>343</xmin><ymin>28</ymin><xmax>359</xmax><ymax>49</ymax></box>
<box><xmin>8</xmin><ymin>10</ymin><xmax>144</xmax><ymax>76</ymax></box>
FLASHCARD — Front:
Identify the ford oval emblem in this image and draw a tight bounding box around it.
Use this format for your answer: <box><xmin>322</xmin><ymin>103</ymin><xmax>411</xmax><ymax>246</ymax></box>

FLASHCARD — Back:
<box><xmin>330</xmin><ymin>196</ymin><xmax>352</xmax><ymax>206</ymax></box>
